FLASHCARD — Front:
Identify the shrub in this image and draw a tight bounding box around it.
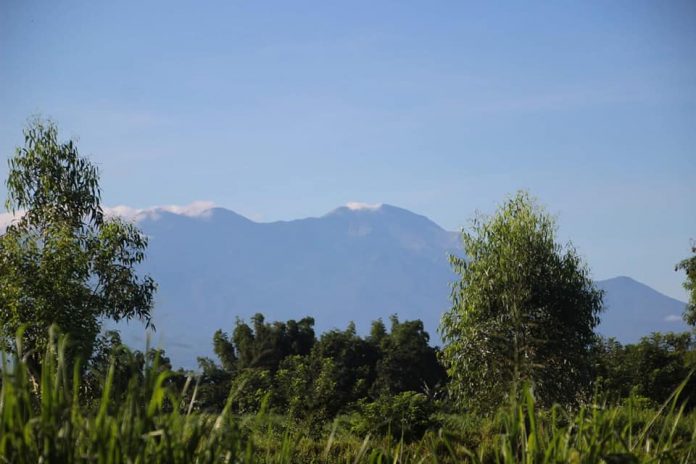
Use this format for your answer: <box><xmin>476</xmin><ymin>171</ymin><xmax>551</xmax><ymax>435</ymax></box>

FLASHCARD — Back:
<box><xmin>352</xmin><ymin>391</ymin><xmax>436</xmax><ymax>441</ymax></box>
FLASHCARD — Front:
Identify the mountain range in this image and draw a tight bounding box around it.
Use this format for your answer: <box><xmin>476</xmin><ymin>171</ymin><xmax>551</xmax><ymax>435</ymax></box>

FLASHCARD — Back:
<box><xmin>96</xmin><ymin>203</ymin><xmax>690</xmax><ymax>368</ymax></box>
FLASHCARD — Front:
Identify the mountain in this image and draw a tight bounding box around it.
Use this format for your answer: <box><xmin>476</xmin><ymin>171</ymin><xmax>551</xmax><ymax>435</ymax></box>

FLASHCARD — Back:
<box><xmin>104</xmin><ymin>204</ymin><xmax>688</xmax><ymax>368</ymax></box>
<box><xmin>596</xmin><ymin>276</ymin><xmax>689</xmax><ymax>341</ymax></box>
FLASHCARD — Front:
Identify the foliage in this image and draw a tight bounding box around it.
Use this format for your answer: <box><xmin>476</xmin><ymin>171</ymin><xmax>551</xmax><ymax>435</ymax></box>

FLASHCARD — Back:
<box><xmin>230</xmin><ymin>313</ymin><xmax>315</xmax><ymax>371</ymax></box>
<box><xmin>370</xmin><ymin>316</ymin><xmax>446</xmax><ymax>396</ymax></box>
<box><xmin>440</xmin><ymin>191</ymin><xmax>604</xmax><ymax>410</ymax></box>
<box><xmin>352</xmin><ymin>391</ymin><xmax>437</xmax><ymax>441</ymax></box>
<box><xmin>274</xmin><ymin>355</ymin><xmax>339</xmax><ymax>423</ymax></box>
<box><xmin>593</xmin><ymin>332</ymin><xmax>696</xmax><ymax>409</ymax></box>
<box><xmin>676</xmin><ymin>241</ymin><xmax>696</xmax><ymax>326</ymax></box>
<box><xmin>0</xmin><ymin>124</ymin><xmax>692</xmax><ymax>461</ymax></box>
<box><xmin>0</xmin><ymin>118</ymin><xmax>156</xmax><ymax>368</ymax></box>
<box><xmin>1</xmin><ymin>329</ymin><xmax>695</xmax><ymax>463</ymax></box>
<box><xmin>194</xmin><ymin>356</ymin><xmax>233</xmax><ymax>411</ymax></box>
<box><xmin>311</xmin><ymin>322</ymin><xmax>380</xmax><ymax>409</ymax></box>
<box><xmin>200</xmin><ymin>313</ymin><xmax>445</xmax><ymax>422</ymax></box>
<box><xmin>228</xmin><ymin>368</ymin><xmax>274</xmax><ymax>414</ymax></box>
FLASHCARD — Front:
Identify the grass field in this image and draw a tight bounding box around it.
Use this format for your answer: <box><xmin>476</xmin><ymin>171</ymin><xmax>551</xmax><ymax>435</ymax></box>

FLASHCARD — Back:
<box><xmin>1</xmin><ymin>335</ymin><xmax>695</xmax><ymax>463</ymax></box>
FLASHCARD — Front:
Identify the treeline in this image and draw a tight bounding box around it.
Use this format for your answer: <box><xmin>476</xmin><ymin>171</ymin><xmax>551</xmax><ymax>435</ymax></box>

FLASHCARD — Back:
<box><xmin>594</xmin><ymin>332</ymin><xmax>696</xmax><ymax>407</ymax></box>
<box><xmin>204</xmin><ymin>314</ymin><xmax>444</xmax><ymax>417</ymax></box>
<box><xmin>87</xmin><ymin>314</ymin><xmax>446</xmax><ymax>437</ymax></box>
<box><xmin>84</xmin><ymin>313</ymin><xmax>696</xmax><ymax>439</ymax></box>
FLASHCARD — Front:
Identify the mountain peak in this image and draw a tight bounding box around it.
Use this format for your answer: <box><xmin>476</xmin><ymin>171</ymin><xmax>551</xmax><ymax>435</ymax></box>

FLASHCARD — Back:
<box><xmin>345</xmin><ymin>202</ymin><xmax>383</xmax><ymax>211</ymax></box>
<box><xmin>599</xmin><ymin>276</ymin><xmax>681</xmax><ymax>301</ymax></box>
<box><xmin>596</xmin><ymin>276</ymin><xmax>688</xmax><ymax>342</ymax></box>
<box><xmin>326</xmin><ymin>203</ymin><xmax>385</xmax><ymax>216</ymax></box>
<box><xmin>326</xmin><ymin>203</ymin><xmax>427</xmax><ymax>219</ymax></box>
<box><xmin>602</xmin><ymin>275</ymin><xmax>638</xmax><ymax>284</ymax></box>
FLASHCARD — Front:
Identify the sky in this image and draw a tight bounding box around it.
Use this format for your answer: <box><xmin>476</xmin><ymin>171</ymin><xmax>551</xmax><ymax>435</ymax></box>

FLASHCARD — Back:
<box><xmin>1</xmin><ymin>1</ymin><xmax>695</xmax><ymax>300</ymax></box>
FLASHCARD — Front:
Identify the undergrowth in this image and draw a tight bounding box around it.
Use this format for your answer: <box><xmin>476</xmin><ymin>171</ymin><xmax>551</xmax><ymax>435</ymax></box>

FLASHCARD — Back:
<box><xmin>1</xmin><ymin>329</ymin><xmax>694</xmax><ymax>463</ymax></box>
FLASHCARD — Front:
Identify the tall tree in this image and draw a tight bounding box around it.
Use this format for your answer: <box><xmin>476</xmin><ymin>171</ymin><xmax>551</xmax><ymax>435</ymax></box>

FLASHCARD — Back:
<box><xmin>0</xmin><ymin>119</ymin><xmax>156</xmax><ymax>368</ymax></box>
<box><xmin>676</xmin><ymin>241</ymin><xmax>696</xmax><ymax>326</ymax></box>
<box><xmin>440</xmin><ymin>191</ymin><xmax>603</xmax><ymax>410</ymax></box>
<box><xmin>212</xmin><ymin>330</ymin><xmax>237</xmax><ymax>372</ymax></box>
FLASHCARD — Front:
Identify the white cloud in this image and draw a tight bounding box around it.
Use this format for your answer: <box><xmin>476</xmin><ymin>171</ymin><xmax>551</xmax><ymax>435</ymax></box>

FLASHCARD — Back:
<box><xmin>664</xmin><ymin>314</ymin><xmax>683</xmax><ymax>323</ymax></box>
<box><xmin>104</xmin><ymin>201</ymin><xmax>216</xmax><ymax>222</ymax></box>
<box><xmin>162</xmin><ymin>201</ymin><xmax>216</xmax><ymax>216</ymax></box>
<box><xmin>346</xmin><ymin>202</ymin><xmax>382</xmax><ymax>211</ymax></box>
<box><xmin>0</xmin><ymin>202</ymin><xmax>217</xmax><ymax>229</ymax></box>
<box><xmin>104</xmin><ymin>205</ymin><xmax>141</xmax><ymax>220</ymax></box>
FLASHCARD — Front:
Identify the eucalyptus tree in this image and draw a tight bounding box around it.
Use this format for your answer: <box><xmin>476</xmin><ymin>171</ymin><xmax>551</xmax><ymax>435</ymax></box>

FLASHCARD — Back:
<box><xmin>0</xmin><ymin>118</ymin><xmax>156</xmax><ymax>370</ymax></box>
<box><xmin>676</xmin><ymin>242</ymin><xmax>696</xmax><ymax>326</ymax></box>
<box><xmin>440</xmin><ymin>191</ymin><xmax>603</xmax><ymax>410</ymax></box>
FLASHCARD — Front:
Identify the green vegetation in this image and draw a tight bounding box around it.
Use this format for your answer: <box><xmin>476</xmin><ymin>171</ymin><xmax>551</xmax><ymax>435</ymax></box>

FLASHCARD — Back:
<box><xmin>1</xmin><ymin>120</ymin><xmax>695</xmax><ymax>461</ymax></box>
<box><xmin>676</xmin><ymin>242</ymin><xmax>696</xmax><ymax>326</ymax></box>
<box><xmin>593</xmin><ymin>332</ymin><xmax>696</xmax><ymax>410</ymax></box>
<box><xmin>1</xmin><ymin>330</ymin><xmax>695</xmax><ymax>462</ymax></box>
<box><xmin>0</xmin><ymin>118</ymin><xmax>156</xmax><ymax>373</ymax></box>
<box><xmin>440</xmin><ymin>192</ymin><xmax>603</xmax><ymax>410</ymax></box>
<box><xmin>194</xmin><ymin>314</ymin><xmax>444</xmax><ymax>424</ymax></box>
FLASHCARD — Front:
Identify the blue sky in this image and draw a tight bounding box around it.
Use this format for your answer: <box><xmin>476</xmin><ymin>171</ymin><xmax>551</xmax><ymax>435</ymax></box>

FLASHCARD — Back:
<box><xmin>1</xmin><ymin>1</ymin><xmax>695</xmax><ymax>300</ymax></box>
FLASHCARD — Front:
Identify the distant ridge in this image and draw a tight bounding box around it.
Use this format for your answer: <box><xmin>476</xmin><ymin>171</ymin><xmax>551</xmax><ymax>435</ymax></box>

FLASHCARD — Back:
<box><xmin>596</xmin><ymin>276</ymin><xmax>689</xmax><ymax>341</ymax></box>
<box><xmin>54</xmin><ymin>203</ymin><xmax>689</xmax><ymax>367</ymax></box>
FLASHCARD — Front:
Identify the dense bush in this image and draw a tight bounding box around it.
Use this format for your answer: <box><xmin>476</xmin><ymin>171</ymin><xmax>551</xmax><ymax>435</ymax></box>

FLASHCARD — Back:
<box><xmin>593</xmin><ymin>332</ymin><xmax>696</xmax><ymax>409</ymax></box>
<box><xmin>197</xmin><ymin>313</ymin><xmax>446</xmax><ymax>420</ymax></box>
<box><xmin>351</xmin><ymin>391</ymin><xmax>437</xmax><ymax>441</ymax></box>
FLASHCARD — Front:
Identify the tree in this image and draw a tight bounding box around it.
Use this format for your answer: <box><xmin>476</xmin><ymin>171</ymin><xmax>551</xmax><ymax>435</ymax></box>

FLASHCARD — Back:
<box><xmin>370</xmin><ymin>315</ymin><xmax>445</xmax><ymax>396</ymax></box>
<box><xmin>676</xmin><ymin>242</ymin><xmax>696</xmax><ymax>326</ymax></box>
<box><xmin>227</xmin><ymin>313</ymin><xmax>316</xmax><ymax>371</ymax></box>
<box><xmin>200</xmin><ymin>313</ymin><xmax>446</xmax><ymax>417</ymax></box>
<box><xmin>195</xmin><ymin>356</ymin><xmax>233</xmax><ymax>411</ymax></box>
<box><xmin>440</xmin><ymin>191</ymin><xmax>603</xmax><ymax>410</ymax></box>
<box><xmin>312</xmin><ymin>322</ymin><xmax>379</xmax><ymax>408</ymax></box>
<box><xmin>212</xmin><ymin>330</ymin><xmax>237</xmax><ymax>372</ymax></box>
<box><xmin>0</xmin><ymin>119</ymin><xmax>156</xmax><ymax>369</ymax></box>
<box><xmin>192</xmin><ymin>314</ymin><xmax>317</xmax><ymax>411</ymax></box>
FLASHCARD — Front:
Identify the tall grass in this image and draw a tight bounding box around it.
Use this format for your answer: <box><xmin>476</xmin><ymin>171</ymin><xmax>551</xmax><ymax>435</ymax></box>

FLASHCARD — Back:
<box><xmin>1</xmin><ymin>330</ymin><xmax>694</xmax><ymax>463</ymax></box>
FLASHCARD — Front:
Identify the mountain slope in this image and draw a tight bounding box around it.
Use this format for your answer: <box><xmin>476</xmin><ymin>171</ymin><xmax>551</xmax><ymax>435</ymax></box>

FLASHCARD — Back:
<box><xmin>109</xmin><ymin>204</ymin><xmax>688</xmax><ymax>367</ymax></box>
<box><xmin>596</xmin><ymin>276</ymin><xmax>689</xmax><ymax>341</ymax></box>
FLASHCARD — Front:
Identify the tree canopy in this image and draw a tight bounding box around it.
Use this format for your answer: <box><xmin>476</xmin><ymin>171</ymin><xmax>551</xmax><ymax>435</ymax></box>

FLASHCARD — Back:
<box><xmin>593</xmin><ymin>332</ymin><xmax>696</xmax><ymax>409</ymax></box>
<box><xmin>194</xmin><ymin>313</ymin><xmax>445</xmax><ymax>421</ymax></box>
<box><xmin>0</xmin><ymin>118</ymin><xmax>156</xmax><ymax>367</ymax></box>
<box><xmin>440</xmin><ymin>191</ymin><xmax>603</xmax><ymax>410</ymax></box>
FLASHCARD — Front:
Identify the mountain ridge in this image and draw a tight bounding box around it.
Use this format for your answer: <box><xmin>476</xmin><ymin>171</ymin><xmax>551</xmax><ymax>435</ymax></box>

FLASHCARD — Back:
<box><xmin>100</xmin><ymin>203</ymin><xmax>690</xmax><ymax>368</ymax></box>
<box><xmin>4</xmin><ymin>202</ymin><xmax>687</xmax><ymax>367</ymax></box>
